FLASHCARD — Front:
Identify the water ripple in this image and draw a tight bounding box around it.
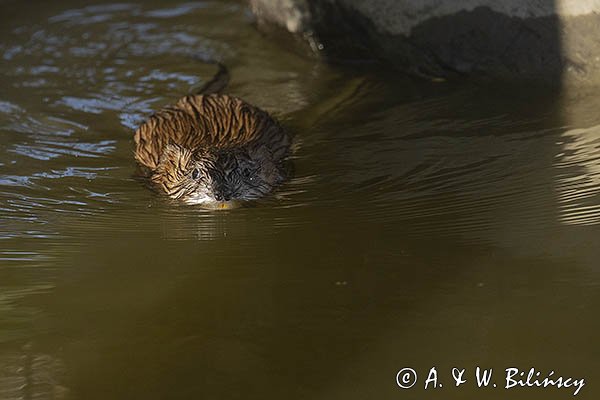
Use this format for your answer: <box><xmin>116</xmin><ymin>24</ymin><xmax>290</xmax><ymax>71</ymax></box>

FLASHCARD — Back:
<box><xmin>555</xmin><ymin>124</ymin><xmax>600</xmax><ymax>226</ymax></box>
<box><xmin>144</xmin><ymin>2</ymin><xmax>210</xmax><ymax>19</ymax></box>
<box><xmin>0</xmin><ymin>350</ymin><xmax>68</xmax><ymax>400</ymax></box>
<box><xmin>10</xmin><ymin>139</ymin><xmax>116</xmax><ymax>160</ymax></box>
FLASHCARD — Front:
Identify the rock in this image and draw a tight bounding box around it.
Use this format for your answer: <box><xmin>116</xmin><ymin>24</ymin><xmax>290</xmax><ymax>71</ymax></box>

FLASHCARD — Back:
<box><xmin>249</xmin><ymin>0</ymin><xmax>600</xmax><ymax>85</ymax></box>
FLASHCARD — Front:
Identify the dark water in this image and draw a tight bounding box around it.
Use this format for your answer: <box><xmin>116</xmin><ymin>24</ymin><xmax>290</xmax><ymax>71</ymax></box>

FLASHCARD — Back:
<box><xmin>1</xmin><ymin>1</ymin><xmax>599</xmax><ymax>399</ymax></box>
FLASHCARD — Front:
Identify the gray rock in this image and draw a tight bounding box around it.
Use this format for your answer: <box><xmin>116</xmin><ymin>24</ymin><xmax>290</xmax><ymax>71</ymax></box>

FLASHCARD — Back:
<box><xmin>249</xmin><ymin>0</ymin><xmax>600</xmax><ymax>84</ymax></box>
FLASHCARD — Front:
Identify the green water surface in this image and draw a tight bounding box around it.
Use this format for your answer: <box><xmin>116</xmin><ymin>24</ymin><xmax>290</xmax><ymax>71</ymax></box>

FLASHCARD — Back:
<box><xmin>0</xmin><ymin>1</ymin><xmax>598</xmax><ymax>399</ymax></box>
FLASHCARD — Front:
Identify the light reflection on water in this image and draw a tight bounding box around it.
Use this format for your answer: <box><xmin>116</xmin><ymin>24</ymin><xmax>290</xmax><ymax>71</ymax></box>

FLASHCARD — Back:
<box><xmin>0</xmin><ymin>1</ymin><xmax>599</xmax><ymax>399</ymax></box>
<box><xmin>555</xmin><ymin>124</ymin><xmax>600</xmax><ymax>225</ymax></box>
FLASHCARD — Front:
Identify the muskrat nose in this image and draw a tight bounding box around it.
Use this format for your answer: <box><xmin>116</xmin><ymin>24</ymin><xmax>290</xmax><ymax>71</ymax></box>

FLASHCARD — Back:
<box><xmin>214</xmin><ymin>192</ymin><xmax>231</xmax><ymax>201</ymax></box>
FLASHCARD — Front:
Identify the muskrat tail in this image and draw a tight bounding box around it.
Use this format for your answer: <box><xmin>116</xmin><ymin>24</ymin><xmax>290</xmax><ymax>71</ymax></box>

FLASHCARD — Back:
<box><xmin>192</xmin><ymin>59</ymin><xmax>230</xmax><ymax>95</ymax></box>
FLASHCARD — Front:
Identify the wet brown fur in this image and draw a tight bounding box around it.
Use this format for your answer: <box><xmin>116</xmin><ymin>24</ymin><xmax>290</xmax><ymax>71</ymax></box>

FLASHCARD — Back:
<box><xmin>134</xmin><ymin>94</ymin><xmax>287</xmax><ymax>171</ymax></box>
<box><xmin>133</xmin><ymin>94</ymin><xmax>290</xmax><ymax>202</ymax></box>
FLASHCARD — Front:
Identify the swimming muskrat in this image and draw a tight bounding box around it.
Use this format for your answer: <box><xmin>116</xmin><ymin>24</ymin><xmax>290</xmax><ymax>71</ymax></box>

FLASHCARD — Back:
<box><xmin>134</xmin><ymin>63</ymin><xmax>291</xmax><ymax>209</ymax></box>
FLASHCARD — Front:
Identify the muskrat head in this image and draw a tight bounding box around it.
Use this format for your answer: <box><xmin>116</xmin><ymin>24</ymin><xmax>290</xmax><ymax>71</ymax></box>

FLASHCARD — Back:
<box><xmin>151</xmin><ymin>143</ymin><xmax>283</xmax><ymax>208</ymax></box>
<box><xmin>151</xmin><ymin>144</ymin><xmax>215</xmax><ymax>205</ymax></box>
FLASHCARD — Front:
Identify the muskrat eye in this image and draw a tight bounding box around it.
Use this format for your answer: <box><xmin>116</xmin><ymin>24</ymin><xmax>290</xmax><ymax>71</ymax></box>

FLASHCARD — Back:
<box><xmin>191</xmin><ymin>168</ymin><xmax>200</xmax><ymax>180</ymax></box>
<box><xmin>242</xmin><ymin>168</ymin><xmax>251</xmax><ymax>178</ymax></box>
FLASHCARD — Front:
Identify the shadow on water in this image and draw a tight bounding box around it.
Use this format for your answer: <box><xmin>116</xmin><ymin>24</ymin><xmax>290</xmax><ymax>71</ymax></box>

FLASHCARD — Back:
<box><xmin>0</xmin><ymin>1</ymin><xmax>599</xmax><ymax>399</ymax></box>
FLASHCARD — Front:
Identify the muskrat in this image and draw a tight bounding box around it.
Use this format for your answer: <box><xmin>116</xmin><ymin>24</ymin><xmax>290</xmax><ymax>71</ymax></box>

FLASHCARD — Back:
<box><xmin>134</xmin><ymin>63</ymin><xmax>291</xmax><ymax>209</ymax></box>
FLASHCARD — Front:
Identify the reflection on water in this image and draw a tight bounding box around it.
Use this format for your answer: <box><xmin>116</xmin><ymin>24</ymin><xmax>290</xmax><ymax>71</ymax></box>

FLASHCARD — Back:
<box><xmin>0</xmin><ymin>1</ymin><xmax>599</xmax><ymax>399</ymax></box>
<box><xmin>0</xmin><ymin>344</ymin><xmax>67</xmax><ymax>400</ymax></box>
<box><xmin>555</xmin><ymin>124</ymin><xmax>600</xmax><ymax>225</ymax></box>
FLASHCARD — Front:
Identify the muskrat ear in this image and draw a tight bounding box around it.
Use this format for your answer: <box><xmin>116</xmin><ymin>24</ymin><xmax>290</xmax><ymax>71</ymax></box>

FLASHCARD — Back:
<box><xmin>152</xmin><ymin>144</ymin><xmax>194</xmax><ymax>189</ymax></box>
<box><xmin>160</xmin><ymin>143</ymin><xmax>183</xmax><ymax>160</ymax></box>
<box><xmin>153</xmin><ymin>143</ymin><xmax>194</xmax><ymax>184</ymax></box>
<box><xmin>158</xmin><ymin>143</ymin><xmax>192</xmax><ymax>166</ymax></box>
